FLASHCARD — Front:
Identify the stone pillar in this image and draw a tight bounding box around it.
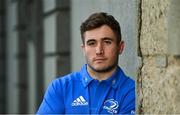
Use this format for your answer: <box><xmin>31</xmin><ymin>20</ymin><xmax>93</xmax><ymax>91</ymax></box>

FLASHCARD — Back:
<box><xmin>6</xmin><ymin>0</ymin><xmax>19</xmax><ymax>113</ymax></box>
<box><xmin>0</xmin><ymin>0</ymin><xmax>6</xmax><ymax>113</ymax></box>
<box><xmin>43</xmin><ymin>0</ymin><xmax>70</xmax><ymax>89</ymax></box>
<box><xmin>138</xmin><ymin>0</ymin><xmax>180</xmax><ymax>113</ymax></box>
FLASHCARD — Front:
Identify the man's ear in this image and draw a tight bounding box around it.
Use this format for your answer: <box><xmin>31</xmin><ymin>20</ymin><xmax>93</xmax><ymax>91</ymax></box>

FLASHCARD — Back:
<box><xmin>81</xmin><ymin>44</ymin><xmax>85</xmax><ymax>55</ymax></box>
<box><xmin>118</xmin><ymin>41</ymin><xmax>125</xmax><ymax>54</ymax></box>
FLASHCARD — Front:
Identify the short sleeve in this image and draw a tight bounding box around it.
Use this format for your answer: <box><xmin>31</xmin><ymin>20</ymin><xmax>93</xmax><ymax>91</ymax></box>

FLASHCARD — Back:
<box><xmin>119</xmin><ymin>80</ymin><xmax>135</xmax><ymax>114</ymax></box>
<box><xmin>36</xmin><ymin>79</ymin><xmax>65</xmax><ymax>114</ymax></box>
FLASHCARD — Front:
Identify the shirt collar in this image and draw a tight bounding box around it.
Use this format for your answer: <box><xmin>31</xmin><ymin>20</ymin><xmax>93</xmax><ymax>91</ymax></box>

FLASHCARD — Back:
<box><xmin>81</xmin><ymin>64</ymin><xmax>93</xmax><ymax>88</ymax></box>
<box><xmin>81</xmin><ymin>64</ymin><xmax>126</xmax><ymax>89</ymax></box>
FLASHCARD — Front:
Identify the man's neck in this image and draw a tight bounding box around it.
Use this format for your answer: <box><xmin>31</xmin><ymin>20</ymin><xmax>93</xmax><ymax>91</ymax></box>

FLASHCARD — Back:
<box><xmin>87</xmin><ymin>66</ymin><xmax>117</xmax><ymax>81</ymax></box>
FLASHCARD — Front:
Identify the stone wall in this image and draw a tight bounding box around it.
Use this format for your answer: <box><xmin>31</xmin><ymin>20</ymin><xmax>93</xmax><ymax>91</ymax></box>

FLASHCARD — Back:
<box><xmin>138</xmin><ymin>0</ymin><xmax>180</xmax><ymax>113</ymax></box>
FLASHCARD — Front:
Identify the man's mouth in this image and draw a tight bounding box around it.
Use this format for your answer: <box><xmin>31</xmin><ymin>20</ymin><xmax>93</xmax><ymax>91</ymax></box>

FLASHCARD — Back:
<box><xmin>94</xmin><ymin>58</ymin><xmax>106</xmax><ymax>62</ymax></box>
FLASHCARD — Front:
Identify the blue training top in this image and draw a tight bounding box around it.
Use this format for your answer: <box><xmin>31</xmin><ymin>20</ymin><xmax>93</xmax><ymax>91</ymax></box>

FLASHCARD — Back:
<box><xmin>37</xmin><ymin>64</ymin><xmax>135</xmax><ymax>114</ymax></box>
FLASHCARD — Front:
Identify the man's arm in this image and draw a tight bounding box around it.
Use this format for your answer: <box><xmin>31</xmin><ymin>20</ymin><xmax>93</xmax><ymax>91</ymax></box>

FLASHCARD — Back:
<box><xmin>119</xmin><ymin>86</ymin><xmax>135</xmax><ymax>114</ymax></box>
<box><xmin>36</xmin><ymin>79</ymin><xmax>65</xmax><ymax>114</ymax></box>
<box><xmin>119</xmin><ymin>80</ymin><xmax>136</xmax><ymax>114</ymax></box>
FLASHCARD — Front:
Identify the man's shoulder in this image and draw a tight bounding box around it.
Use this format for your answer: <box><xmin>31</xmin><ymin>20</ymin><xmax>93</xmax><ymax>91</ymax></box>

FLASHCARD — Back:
<box><xmin>125</xmin><ymin>76</ymin><xmax>135</xmax><ymax>85</ymax></box>
<box><xmin>116</xmin><ymin>68</ymin><xmax>135</xmax><ymax>90</ymax></box>
<box><xmin>53</xmin><ymin>71</ymin><xmax>82</xmax><ymax>85</ymax></box>
<box><xmin>117</xmin><ymin>75</ymin><xmax>135</xmax><ymax>93</ymax></box>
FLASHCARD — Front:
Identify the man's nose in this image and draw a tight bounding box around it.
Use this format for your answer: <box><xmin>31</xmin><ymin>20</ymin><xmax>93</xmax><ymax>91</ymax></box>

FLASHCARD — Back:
<box><xmin>96</xmin><ymin>44</ymin><xmax>104</xmax><ymax>55</ymax></box>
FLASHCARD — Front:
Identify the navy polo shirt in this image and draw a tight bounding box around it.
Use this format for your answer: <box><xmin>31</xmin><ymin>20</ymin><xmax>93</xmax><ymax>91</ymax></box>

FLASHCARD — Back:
<box><xmin>37</xmin><ymin>64</ymin><xmax>135</xmax><ymax>114</ymax></box>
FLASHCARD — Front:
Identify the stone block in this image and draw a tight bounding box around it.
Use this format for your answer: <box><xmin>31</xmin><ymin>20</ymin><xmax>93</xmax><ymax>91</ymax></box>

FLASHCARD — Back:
<box><xmin>155</xmin><ymin>55</ymin><xmax>167</xmax><ymax>68</ymax></box>
<box><xmin>140</xmin><ymin>0</ymin><xmax>170</xmax><ymax>56</ymax></box>
<box><xmin>141</xmin><ymin>56</ymin><xmax>180</xmax><ymax>113</ymax></box>
<box><xmin>0</xmin><ymin>60</ymin><xmax>5</xmax><ymax>76</ymax></box>
<box><xmin>43</xmin><ymin>0</ymin><xmax>56</xmax><ymax>13</ymax></box>
<box><xmin>44</xmin><ymin>13</ymin><xmax>57</xmax><ymax>53</ymax></box>
<box><xmin>57</xmin><ymin>55</ymin><xmax>71</xmax><ymax>76</ymax></box>
<box><xmin>141</xmin><ymin>56</ymin><xmax>170</xmax><ymax>113</ymax></box>
<box><xmin>57</xmin><ymin>0</ymin><xmax>70</xmax><ymax>8</ymax></box>
<box><xmin>57</xmin><ymin>11</ymin><xmax>70</xmax><ymax>53</ymax></box>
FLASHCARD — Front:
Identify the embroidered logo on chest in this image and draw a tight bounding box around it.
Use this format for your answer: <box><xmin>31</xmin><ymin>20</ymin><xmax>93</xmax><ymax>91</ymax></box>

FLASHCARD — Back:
<box><xmin>71</xmin><ymin>96</ymin><xmax>88</xmax><ymax>106</ymax></box>
<box><xmin>103</xmin><ymin>99</ymin><xmax>119</xmax><ymax>114</ymax></box>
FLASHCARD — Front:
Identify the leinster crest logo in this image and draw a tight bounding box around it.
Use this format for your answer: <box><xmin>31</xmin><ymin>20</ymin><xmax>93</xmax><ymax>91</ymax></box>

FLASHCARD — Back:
<box><xmin>103</xmin><ymin>99</ymin><xmax>119</xmax><ymax>114</ymax></box>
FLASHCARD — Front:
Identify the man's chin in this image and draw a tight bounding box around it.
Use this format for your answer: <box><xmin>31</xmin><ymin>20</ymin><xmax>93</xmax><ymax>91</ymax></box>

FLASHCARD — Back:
<box><xmin>89</xmin><ymin>65</ymin><xmax>116</xmax><ymax>73</ymax></box>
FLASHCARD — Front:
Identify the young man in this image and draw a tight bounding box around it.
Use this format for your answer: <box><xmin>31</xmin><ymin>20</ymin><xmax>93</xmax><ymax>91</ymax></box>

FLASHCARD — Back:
<box><xmin>37</xmin><ymin>12</ymin><xmax>135</xmax><ymax>114</ymax></box>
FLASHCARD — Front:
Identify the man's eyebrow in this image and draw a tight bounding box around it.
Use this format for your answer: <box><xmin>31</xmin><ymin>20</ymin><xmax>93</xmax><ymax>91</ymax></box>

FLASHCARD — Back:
<box><xmin>102</xmin><ymin>37</ymin><xmax>113</xmax><ymax>41</ymax></box>
<box><xmin>86</xmin><ymin>37</ymin><xmax>113</xmax><ymax>43</ymax></box>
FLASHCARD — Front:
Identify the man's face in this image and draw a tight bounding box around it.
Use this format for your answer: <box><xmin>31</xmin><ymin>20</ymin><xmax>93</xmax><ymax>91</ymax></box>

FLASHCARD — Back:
<box><xmin>81</xmin><ymin>25</ymin><xmax>124</xmax><ymax>73</ymax></box>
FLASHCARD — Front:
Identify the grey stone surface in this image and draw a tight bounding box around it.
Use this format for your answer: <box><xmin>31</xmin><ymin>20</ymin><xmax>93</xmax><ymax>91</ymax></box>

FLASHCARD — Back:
<box><xmin>167</xmin><ymin>0</ymin><xmax>180</xmax><ymax>55</ymax></box>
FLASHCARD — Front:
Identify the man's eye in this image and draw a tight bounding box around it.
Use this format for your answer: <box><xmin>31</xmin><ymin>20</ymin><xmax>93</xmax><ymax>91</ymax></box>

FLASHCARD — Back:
<box><xmin>87</xmin><ymin>42</ymin><xmax>96</xmax><ymax>46</ymax></box>
<box><xmin>104</xmin><ymin>40</ymin><xmax>112</xmax><ymax>44</ymax></box>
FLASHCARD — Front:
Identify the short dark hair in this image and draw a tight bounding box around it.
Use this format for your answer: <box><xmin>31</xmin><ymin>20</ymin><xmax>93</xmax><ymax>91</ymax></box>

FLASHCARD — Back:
<box><xmin>80</xmin><ymin>12</ymin><xmax>122</xmax><ymax>44</ymax></box>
